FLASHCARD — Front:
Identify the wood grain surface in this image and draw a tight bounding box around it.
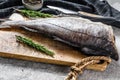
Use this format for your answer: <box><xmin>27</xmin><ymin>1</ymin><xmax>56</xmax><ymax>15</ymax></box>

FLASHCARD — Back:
<box><xmin>0</xmin><ymin>28</ymin><xmax>108</xmax><ymax>71</ymax></box>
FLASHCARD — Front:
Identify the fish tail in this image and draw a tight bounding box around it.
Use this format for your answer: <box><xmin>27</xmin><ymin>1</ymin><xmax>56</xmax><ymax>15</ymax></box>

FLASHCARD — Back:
<box><xmin>0</xmin><ymin>19</ymin><xmax>12</xmax><ymax>28</ymax></box>
<box><xmin>0</xmin><ymin>19</ymin><xmax>11</xmax><ymax>23</ymax></box>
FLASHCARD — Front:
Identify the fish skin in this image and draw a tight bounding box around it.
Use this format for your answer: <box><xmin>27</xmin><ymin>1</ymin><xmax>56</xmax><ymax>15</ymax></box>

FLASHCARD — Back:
<box><xmin>1</xmin><ymin>17</ymin><xmax>119</xmax><ymax>61</ymax></box>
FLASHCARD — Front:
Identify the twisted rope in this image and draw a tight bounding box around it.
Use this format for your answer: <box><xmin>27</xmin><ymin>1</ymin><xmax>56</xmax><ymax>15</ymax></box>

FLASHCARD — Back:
<box><xmin>65</xmin><ymin>56</ymin><xmax>111</xmax><ymax>80</ymax></box>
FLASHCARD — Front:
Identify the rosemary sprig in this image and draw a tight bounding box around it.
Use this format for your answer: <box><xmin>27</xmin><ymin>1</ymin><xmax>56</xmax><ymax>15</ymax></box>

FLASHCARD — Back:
<box><xmin>16</xmin><ymin>35</ymin><xmax>54</xmax><ymax>57</ymax></box>
<box><xmin>16</xmin><ymin>9</ymin><xmax>53</xmax><ymax>18</ymax></box>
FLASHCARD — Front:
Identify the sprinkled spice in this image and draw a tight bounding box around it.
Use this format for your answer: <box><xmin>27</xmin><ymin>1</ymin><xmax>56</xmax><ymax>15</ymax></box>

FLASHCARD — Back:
<box><xmin>24</xmin><ymin>0</ymin><xmax>41</xmax><ymax>5</ymax></box>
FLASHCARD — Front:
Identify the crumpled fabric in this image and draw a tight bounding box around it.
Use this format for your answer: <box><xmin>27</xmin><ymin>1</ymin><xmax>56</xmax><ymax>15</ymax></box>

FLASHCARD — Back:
<box><xmin>0</xmin><ymin>0</ymin><xmax>120</xmax><ymax>28</ymax></box>
<box><xmin>0</xmin><ymin>0</ymin><xmax>23</xmax><ymax>18</ymax></box>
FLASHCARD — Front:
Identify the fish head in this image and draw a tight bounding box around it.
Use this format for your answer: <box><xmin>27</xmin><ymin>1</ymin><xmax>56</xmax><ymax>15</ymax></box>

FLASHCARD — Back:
<box><xmin>110</xmin><ymin>52</ymin><xmax>119</xmax><ymax>61</ymax></box>
<box><xmin>111</xmin><ymin>45</ymin><xmax>119</xmax><ymax>61</ymax></box>
<box><xmin>105</xmin><ymin>43</ymin><xmax>119</xmax><ymax>61</ymax></box>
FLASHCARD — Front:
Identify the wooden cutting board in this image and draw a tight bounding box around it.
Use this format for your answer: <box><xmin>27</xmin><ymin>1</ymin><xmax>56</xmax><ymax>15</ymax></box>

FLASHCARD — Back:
<box><xmin>0</xmin><ymin>28</ymin><xmax>108</xmax><ymax>71</ymax></box>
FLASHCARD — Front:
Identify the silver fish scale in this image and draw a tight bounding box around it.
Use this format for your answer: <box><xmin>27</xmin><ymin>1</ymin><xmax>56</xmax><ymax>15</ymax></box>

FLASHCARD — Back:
<box><xmin>35</xmin><ymin>17</ymin><xmax>114</xmax><ymax>42</ymax></box>
<box><xmin>1</xmin><ymin>17</ymin><xmax>114</xmax><ymax>47</ymax></box>
<box><xmin>1</xmin><ymin>17</ymin><xmax>118</xmax><ymax>60</ymax></box>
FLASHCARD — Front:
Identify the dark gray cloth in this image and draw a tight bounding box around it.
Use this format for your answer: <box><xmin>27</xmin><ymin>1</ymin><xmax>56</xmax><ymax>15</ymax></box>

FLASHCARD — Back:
<box><xmin>0</xmin><ymin>0</ymin><xmax>23</xmax><ymax>18</ymax></box>
<box><xmin>0</xmin><ymin>0</ymin><xmax>120</xmax><ymax>28</ymax></box>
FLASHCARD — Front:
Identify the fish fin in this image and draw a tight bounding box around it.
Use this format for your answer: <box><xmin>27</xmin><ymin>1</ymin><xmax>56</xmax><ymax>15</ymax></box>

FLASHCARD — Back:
<box><xmin>0</xmin><ymin>25</ymin><xmax>11</xmax><ymax>29</ymax></box>
<box><xmin>81</xmin><ymin>47</ymin><xmax>119</xmax><ymax>61</ymax></box>
<box><xmin>53</xmin><ymin>36</ymin><xmax>79</xmax><ymax>47</ymax></box>
<box><xmin>22</xmin><ymin>27</ymin><xmax>38</xmax><ymax>32</ymax></box>
<box><xmin>81</xmin><ymin>47</ymin><xmax>109</xmax><ymax>56</ymax></box>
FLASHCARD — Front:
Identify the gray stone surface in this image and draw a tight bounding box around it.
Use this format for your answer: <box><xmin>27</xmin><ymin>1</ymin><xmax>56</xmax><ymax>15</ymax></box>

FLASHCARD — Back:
<box><xmin>0</xmin><ymin>0</ymin><xmax>120</xmax><ymax>80</ymax></box>
<box><xmin>0</xmin><ymin>57</ymin><xmax>120</xmax><ymax>80</ymax></box>
<box><xmin>0</xmin><ymin>26</ymin><xmax>120</xmax><ymax>80</ymax></box>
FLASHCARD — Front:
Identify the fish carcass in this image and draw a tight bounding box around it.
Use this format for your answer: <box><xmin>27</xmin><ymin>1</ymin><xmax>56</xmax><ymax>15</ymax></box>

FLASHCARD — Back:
<box><xmin>1</xmin><ymin>17</ymin><xmax>119</xmax><ymax>60</ymax></box>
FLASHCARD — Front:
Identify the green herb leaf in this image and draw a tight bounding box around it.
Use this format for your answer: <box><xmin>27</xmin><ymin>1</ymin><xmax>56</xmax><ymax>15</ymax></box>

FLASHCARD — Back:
<box><xmin>16</xmin><ymin>35</ymin><xmax>54</xmax><ymax>57</ymax></box>
<box><xmin>17</xmin><ymin>9</ymin><xmax>53</xmax><ymax>18</ymax></box>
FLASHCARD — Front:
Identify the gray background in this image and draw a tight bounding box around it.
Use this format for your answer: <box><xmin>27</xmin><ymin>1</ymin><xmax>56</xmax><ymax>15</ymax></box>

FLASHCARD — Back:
<box><xmin>0</xmin><ymin>0</ymin><xmax>120</xmax><ymax>80</ymax></box>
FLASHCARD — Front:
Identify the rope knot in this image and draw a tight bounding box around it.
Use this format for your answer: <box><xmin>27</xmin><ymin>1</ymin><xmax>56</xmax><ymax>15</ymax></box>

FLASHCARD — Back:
<box><xmin>65</xmin><ymin>56</ymin><xmax>111</xmax><ymax>80</ymax></box>
<box><xmin>71</xmin><ymin>66</ymin><xmax>83</xmax><ymax>74</ymax></box>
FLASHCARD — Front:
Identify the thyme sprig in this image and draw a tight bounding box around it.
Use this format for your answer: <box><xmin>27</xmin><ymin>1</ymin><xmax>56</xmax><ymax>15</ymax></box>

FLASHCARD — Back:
<box><xmin>16</xmin><ymin>35</ymin><xmax>54</xmax><ymax>57</ymax></box>
<box><xmin>16</xmin><ymin>9</ymin><xmax>53</xmax><ymax>18</ymax></box>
